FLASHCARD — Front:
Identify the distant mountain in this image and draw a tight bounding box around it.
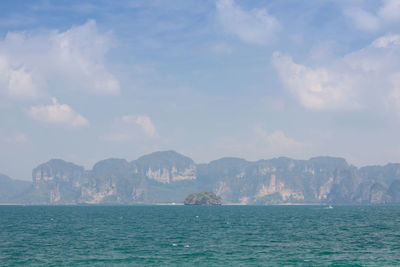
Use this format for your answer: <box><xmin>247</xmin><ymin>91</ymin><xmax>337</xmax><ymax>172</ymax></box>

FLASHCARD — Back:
<box><xmin>0</xmin><ymin>174</ymin><xmax>30</xmax><ymax>203</ymax></box>
<box><xmin>1</xmin><ymin>151</ymin><xmax>400</xmax><ymax>205</ymax></box>
<box><xmin>25</xmin><ymin>151</ymin><xmax>199</xmax><ymax>204</ymax></box>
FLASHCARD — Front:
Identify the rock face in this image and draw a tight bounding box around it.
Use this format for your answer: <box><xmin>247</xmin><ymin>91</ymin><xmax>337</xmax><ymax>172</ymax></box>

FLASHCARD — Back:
<box><xmin>25</xmin><ymin>151</ymin><xmax>199</xmax><ymax>204</ymax></box>
<box><xmin>2</xmin><ymin>150</ymin><xmax>400</xmax><ymax>205</ymax></box>
<box><xmin>184</xmin><ymin>192</ymin><xmax>222</xmax><ymax>205</ymax></box>
<box><xmin>28</xmin><ymin>159</ymin><xmax>87</xmax><ymax>204</ymax></box>
<box><xmin>134</xmin><ymin>151</ymin><xmax>197</xmax><ymax>184</ymax></box>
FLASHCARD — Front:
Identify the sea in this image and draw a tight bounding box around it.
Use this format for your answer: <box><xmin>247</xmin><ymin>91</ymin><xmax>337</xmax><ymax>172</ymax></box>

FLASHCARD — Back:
<box><xmin>1</xmin><ymin>205</ymin><xmax>399</xmax><ymax>266</ymax></box>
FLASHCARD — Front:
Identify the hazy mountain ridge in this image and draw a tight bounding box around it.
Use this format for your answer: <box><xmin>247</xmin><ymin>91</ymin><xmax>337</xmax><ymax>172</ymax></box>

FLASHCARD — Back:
<box><xmin>0</xmin><ymin>174</ymin><xmax>31</xmax><ymax>203</ymax></box>
<box><xmin>1</xmin><ymin>151</ymin><xmax>400</xmax><ymax>205</ymax></box>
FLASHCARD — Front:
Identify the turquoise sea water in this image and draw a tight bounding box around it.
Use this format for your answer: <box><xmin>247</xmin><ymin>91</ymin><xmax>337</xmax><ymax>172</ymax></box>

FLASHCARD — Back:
<box><xmin>1</xmin><ymin>206</ymin><xmax>400</xmax><ymax>266</ymax></box>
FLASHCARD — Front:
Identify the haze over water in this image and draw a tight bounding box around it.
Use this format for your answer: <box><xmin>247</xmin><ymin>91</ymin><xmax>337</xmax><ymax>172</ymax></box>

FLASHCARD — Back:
<box><xmin>1</xmin><ymin>205</ymin><xmax>399</xmax><ymax>266</ymax></box>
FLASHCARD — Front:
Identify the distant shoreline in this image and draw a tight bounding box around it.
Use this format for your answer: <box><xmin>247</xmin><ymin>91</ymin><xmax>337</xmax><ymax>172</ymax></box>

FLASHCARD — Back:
<box><xmin>2</xmin><ymin>203</ymin><xmax>398</xmax><ymax>206</ymax></box>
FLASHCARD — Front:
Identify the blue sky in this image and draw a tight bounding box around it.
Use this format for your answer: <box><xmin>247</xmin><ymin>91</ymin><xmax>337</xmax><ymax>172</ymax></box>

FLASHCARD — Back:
<box><xmin>1</xmin><ymin>0</ymin><xmax>400</xmax><ymax>180</ymax></box>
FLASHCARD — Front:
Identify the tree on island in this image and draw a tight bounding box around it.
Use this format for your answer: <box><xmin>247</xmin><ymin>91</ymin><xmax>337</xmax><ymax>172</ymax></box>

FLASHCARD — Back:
<box><xmin>184</xmin><ymin>192</ymin><xmax>222</xmax><ymax>205</ymax></box>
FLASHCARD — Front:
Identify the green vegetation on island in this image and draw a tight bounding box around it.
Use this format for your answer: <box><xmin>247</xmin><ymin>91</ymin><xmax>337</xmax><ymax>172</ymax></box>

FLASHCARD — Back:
<box><xmin>184</xmin><ymin>192</ymin><xmax>222</xmax><ymax>205</ymax></box>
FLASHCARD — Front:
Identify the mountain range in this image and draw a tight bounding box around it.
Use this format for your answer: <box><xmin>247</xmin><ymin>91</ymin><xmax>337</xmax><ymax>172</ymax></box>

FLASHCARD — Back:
<box><xmin>1</xmin><ymin>150</ymin><xmax>400</xmax><ymax>205</ymax></box>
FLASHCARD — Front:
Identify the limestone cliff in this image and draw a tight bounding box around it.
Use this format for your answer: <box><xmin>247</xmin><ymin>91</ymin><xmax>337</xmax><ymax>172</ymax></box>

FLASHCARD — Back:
<box><xmin>3</xmin><ymin>151</ymin><xmax>400</xmax><ymax>205</ymax></box>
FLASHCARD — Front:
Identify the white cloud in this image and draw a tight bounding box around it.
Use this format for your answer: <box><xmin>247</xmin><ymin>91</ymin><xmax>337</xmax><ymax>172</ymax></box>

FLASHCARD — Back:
<box><xmin>212</xmin><ymin>126</ymin><xmax>310</xmax><ymax>161</ymax></box>
<box><xmin>344</xmin><ymin>7</ymin><xmax>380</xmax><ymax>32</ymax></box>
<box><xmin>344</xmin><ymin>0</ymin><xmax>400</xmax><ymax>32</ymax></box>
<box><xmin>372</xmin><ymin>34</ymin><xmax>400</xmax><ymax>48</ymax></box>
<box><xmin>272</xmin><ymin>34</ymin><xmax>400</xmax><ymax>111</ymax></box>
<box><xmin>121</xmin><ymin>115</ymin><xmax>157</xmax><ymax>137</ymax></box>
<box><xmin>211</xmin><ymin>42</ymin><xmax>234</xmax><ymax>54</ymax></box>
<box><xmin>271</xmin><ymin>52</ymin><xmax>360</xmax><ymax>110</ymax></box>
<box><xmin>254</xmin><ymin>126</ymin><xmax>306</xmax><ymax>153</ymax></box>
<box><xmin>216</xmin><ymin>0</ymin><xmax>280</xmax><ymax>45</ymax></box>
<box><xmin>12</xmin><ymin>133</ymin><xmax>29</xmax><ymax>144</ymax></box>
<box><xmin>103</xmin><ymin>114</ymin><xmax>158</xmax><ymax>142</ymax></box>
<box><xmin>378</xmin><ymin>0</ymin><xmax>400</xmax><ymax>22</ymax></box>
<box><xmin>0</xmin><ymin>56</ymin><xmax>40</xmax><ymax>101</ymax></box>
<box><xmin>0</xmin><ymin>132</ymin><xmax>29</xmax><ymax>145</ymax></box>
<box><xmin>0</xmin><ymin>20</ymin><xmax>119</xmax><ymax>104</ymax></box>
<box><xmin>9</xmin><ymin>67</ymin><xmax>41</xmax><ymax>100</ymax></box>
<box><xmin>28</xmin><ymin>98</ymin><xmax>89</xmax><ymax>128</ymax></box>
<box><xmin>387</xmin><ymin>72</ymin><xmax>400</xmax><ymax>112</ymax></box>
<box><xmin>49</xmin><ymin>20</ymin><xmax>119</xmax><ymax>95</ymax></box>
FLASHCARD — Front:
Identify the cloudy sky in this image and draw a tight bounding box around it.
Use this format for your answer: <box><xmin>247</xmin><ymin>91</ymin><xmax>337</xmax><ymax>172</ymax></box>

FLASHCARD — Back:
<box><xmin>1</xmin><ymin>0</ymin><xmax>400</xmax><ymax>180</ymax></box>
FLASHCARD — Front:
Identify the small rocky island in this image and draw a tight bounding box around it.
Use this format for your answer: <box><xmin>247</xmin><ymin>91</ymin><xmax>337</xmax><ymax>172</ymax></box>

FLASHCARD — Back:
<box><xmin>184</xmin><ymin>192</ymin><xmax>222</xmax><ymax>205</ymax></box>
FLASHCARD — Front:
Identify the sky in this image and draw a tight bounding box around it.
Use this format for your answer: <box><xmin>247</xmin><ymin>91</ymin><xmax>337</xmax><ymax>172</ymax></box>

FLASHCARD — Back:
<box><xmin>1</xmin><ymin>0</ymin><xmax>400</xmax><ymax>180</ymax></box>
